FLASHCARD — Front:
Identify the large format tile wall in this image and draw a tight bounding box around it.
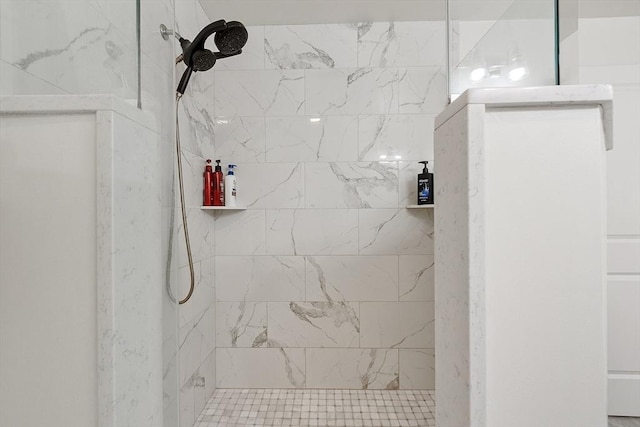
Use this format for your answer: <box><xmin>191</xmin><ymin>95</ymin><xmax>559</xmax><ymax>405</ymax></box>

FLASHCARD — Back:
<box><xmin>174</xmin><ymin>1</ymin><xmax>219</xmax><ymax>425</ymax></box>
<box><xmin>202</xmin><ymin>21</ymin><xmax>448</xmax><ymax>390</ymax></box>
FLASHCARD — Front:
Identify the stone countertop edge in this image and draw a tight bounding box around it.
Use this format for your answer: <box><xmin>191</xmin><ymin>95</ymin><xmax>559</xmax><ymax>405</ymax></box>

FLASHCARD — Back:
<box><xmin>0</xmin><ymin>94</ymin><xmax>157</xmax><ymax>132</ymax></box>
<box><xmin>435</xmin><ymin>85</ymin><xmax>614</xmax><ymax>150</ymax></box>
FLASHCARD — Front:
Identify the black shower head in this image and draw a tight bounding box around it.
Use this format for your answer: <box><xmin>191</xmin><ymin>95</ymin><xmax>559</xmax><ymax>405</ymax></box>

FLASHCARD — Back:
<box><xmin>175</xmin><ymin>19</ymin><xmax>247</xmax><ymax>95</ymax></box>
<box><xmin>214</xmin><ymin>21</ymin><xmax>249</xmax><ymax>54</ymax></box>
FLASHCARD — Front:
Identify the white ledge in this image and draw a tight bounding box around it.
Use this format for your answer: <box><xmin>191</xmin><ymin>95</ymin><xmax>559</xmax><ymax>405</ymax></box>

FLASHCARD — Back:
<box><xmin>0</xmin><ymin>95</ymin><xmax>156</xmax><ymax>131</ymax></box>
<box><xmin>436</xmin><ymin>85</ymin><xmax>613</xmax><ymax>150</ymax></box>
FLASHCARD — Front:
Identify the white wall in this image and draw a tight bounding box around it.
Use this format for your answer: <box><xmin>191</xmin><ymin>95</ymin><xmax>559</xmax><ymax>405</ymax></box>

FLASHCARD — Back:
<box><xmin>578</xmin><ymin>13</ymin><xmax>640</xmax><ymax>416</ymax></box>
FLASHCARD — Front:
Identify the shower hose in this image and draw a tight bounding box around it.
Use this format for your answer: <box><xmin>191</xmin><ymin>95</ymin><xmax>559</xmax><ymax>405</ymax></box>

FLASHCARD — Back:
<box><xmin>167</xmin><ymin>92</ymin><xmax>195</xmax><ymax>305</ymax></box>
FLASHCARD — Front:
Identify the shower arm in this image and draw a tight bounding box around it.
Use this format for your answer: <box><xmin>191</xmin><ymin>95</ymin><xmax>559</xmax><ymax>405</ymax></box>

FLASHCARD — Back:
<box><xmin>160</xmin><ymin>25</ymin><xmax>187</xmax><ymax>64</ymax></box>
<box><xmin>160</xmin><ymin>24</ymin><xmax>182</xmax><ymax>41</ymax></box>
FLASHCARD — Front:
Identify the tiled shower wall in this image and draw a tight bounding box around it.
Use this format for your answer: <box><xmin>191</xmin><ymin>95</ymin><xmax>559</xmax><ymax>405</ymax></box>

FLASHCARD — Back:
<box><xmin>202</xmin><ymin>21</ymin><xmax>448</xmax><ymax>390</ymax></box>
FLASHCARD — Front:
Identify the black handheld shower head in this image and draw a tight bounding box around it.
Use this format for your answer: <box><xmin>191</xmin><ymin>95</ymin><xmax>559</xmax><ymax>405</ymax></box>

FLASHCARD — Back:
<box><xmin>214</xmin><ymin>21</ymin><xmax>249</xmax><ymax>54</ymax></box>
<box><xmin>174</xmin><ymin>19</ymin><xmax>247</xmax><ymax>95</ymax></box>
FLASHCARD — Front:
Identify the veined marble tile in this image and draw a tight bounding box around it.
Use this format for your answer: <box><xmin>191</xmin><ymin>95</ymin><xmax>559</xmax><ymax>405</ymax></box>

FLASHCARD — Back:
<box><xmin>399</xmin><ymin>67</ymin><xmax>448</xmax><ymax>114</ymax></box>
<box><xmin>177</xmin><ymin>258</ymin><xmax>215</xmax><ymax>328</ymax></box>
<box><xmin>213</xmin><ymin>116</ymin><xmax>266</xmax><ymax>163</ymax></box>
<box><xmin>216</xmin><ymin>302</ymin><xmax>267</xmax><ymax>348</ymax></box>
<box><xmin>138</xmin><ymin>0</ymin><xmax>174</xmax><ymax>70</ymax></box>
<box><xmin>306</xmin><ymin>68</ymin><xmax>399</xmax><ymax>115</ymax></box>
<box><xmin>214</xmin><ymin>26</ymin><xmax>265</xmax><ymax>71</ymax></box>
<box><xmin>176</xmin><ymin>151</ymin><xmax>209</xmax><ymax>209</ymax></box>
<box><xmin>306</xmin><ymin>348</ymin><xmax>399</xmax><ymax>390</ymax></box>
<box><xmin>177</xmin><ymin>70</ymin><xmax>215</xmax><ymax>155</ymax></box>
<box><xmin>399</xmin><ymin>255</ymin><xmax>435</xmax><ymax>302</ymax></box>
<box><xmin>265</xmin><ymin>116</ymin><xmax>358</xmax><ymax>162</ymax></box>
<box><xmin>235</xmin><ymin>163</ymin><xmax>304</xmax><ymax>209</ymax></box>
<box><xmin>358</xmin><ymin>114</ymin><xmax>435</xmax><ymax>162</ymax></box>
<box><xmin>176</xmin><ymin>209</ymin><xmax>215</xmax><ymax>266</ymax></box>
<box><xmin>215</xmin><ymin>256</ymin><xmax>305</xmax><ymax>301</ymax></box>
<box><xmin>305</xmin><ymin>162</ymin><xmax>399</xmax><ymax>209</ymax></box>
<box><xmin>179</xmin><ymin>306</ymin><xmax>216</xmax><ymax>387</ymax></box>
<box><xmin>214</xmin><ymin>70</ymin><xmax>305</xmax><ymax>116</ymax></box>
<box><xmin>194</xmin><ymin>349</ymin><xmax>216</xmax><ymax>422</ymax></box>
<box><xmin>306</xmin><ymin>255</ymin><xmax>399</xmax><ymax>302</ymax></box>
<box><xmin>214</xmin><ymin>210</ymin><xmax>266</xmax><ymax>255</ymax></box>
<box><xmin>266</xmin><ymin>209</ymin><xmax>359</xmax><ymax>255</ymax></box>
<box><xmin>357</xmin><ymin>21</ymin><xmax>446</xmax><ymax>68</ymax></box>
<box><xmin>216</xmin><ymin>348</ymin><xmax>306</xmax><ymax>388</ymax></box>
<box><xmin>359</xmin><ymin>209</ymin><xmax>434</xmax><ymax>255</ymax></box>
<box><xmin>268</xmin><ymin>301</ymin><xmax>360</xmax><ymax>348</ymax></box>
<box><xmin>0</xmin><ymin>60</ymin><xmax>67</xmax><ymax>95</ymax></box>
<box><xmin>179</xmin><ymin>379</ymin><xmax>195</xmax><ymax>427</ymax></box>
<box><xmin>2</xmin><ymin>1</ymin><xmax>137</xmax><ymax>98</ymax></box>
<box><xmin>360</xmin><ymin>302</ymin><xmax>434</xmax><ymax>348</ymax></box>
<box><xmin>399</xmin><ymin>349</ymin><xmax>435</xmax><ymax>390</ymax></box>
<box><xmin>265</xmin><ymin>24</ymin><xmax>357</xmax><ymax>69</ymax></box>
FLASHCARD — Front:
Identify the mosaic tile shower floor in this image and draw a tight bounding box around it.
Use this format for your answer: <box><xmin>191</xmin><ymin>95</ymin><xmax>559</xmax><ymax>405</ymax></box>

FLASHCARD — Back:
<box><xmin>195</xmin><ymin>389</ymin><xmax>436</xmax><ymax>427</ymax></box>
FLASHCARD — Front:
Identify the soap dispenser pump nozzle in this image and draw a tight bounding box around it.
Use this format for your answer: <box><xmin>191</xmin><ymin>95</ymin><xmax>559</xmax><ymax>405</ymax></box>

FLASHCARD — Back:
<box><xmin>419</xmin><ymin>161</ymin><xmax>429</xmax><ymax>174</ymax></box>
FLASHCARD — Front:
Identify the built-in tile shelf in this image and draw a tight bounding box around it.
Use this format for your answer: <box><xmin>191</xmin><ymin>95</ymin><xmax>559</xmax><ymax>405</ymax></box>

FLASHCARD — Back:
<box><xmin>407</xmin><ymin>205</ymin><xmax>435</xmax><ymax>209</ymax></box>
<box><xmin>201</xmin><ymin>206</ymin><xmax>247</xmax><ymax>210</ymax></box>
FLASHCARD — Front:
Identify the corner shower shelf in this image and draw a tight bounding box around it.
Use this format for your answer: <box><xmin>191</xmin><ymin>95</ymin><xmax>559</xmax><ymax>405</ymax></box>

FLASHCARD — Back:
<box><xmin>200</xmin><ymin>206</ymin><xmax>247</xmax><ymax>210</ymax></box>
<box><xmin>406</xmin><ymin>204</ymin><xmax>435</xmax><ymax>209</ymax></box>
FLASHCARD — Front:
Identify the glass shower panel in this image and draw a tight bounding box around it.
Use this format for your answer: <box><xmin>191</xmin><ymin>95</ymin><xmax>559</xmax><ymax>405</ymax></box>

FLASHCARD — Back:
<box><xmin>0</xmin><ymin>0</ymin><xmax>140</xmax><ymax>104</ymax></box>
<box><xmin>448</xmin><ymin>0</ymin><xmax>557</xmax><ymax>99</ymax></box>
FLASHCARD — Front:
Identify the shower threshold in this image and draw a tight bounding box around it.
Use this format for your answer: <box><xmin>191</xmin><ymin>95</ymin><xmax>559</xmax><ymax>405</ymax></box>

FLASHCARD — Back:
<box><xmin>195</xmin><ymin>388</ymin><xmax>435</xmax><ymax>427</ymax></box>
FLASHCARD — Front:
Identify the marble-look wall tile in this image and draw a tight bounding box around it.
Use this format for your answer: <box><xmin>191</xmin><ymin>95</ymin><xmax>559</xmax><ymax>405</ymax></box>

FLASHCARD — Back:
<box><xmin>266</xmin><ymin>209</ymin><xmax>359</xmax><ymax>255</ymax></box>
<box><xmin>179</xmin><ymin>380</ymin><xmax>195</xmax><ymax>427</ymax></box>
<box><xmin>306</xmin><ymin>348</ymin><xmax>399</xmax><ymax>390</ymax></box>
<box><xmin>215</xmin><ymin>256</ymin><xmax>305</xmax><ymax>301</ymax></box>
<box><xmin>214</xmin><ymin>210</ymin><xmax>266</xmax><ymax>255</ymax></box>
<box><xmin>176</xmin><ymin>150</ymin><xmax>208</xmax><ymax>209</ymax></box>
<box><xmin>306</xmin><ymin>256</ymin><xmax>398</xmax><ymax>302</ymax></box>
<box><xmin>268</xmin><ymin>301</ymin><xmax>360</xmax><ymax>348</ymax></box>
<box><xmin>1</xmin><ymin>0</ymin><xmax>137</xmax><ymax>98</ymax></box>
<box><xmin>399</xmin><ymin>255</ymin><xmax>435</xmax><ymax>302</ymax></box>
<box><xmin>214</xmin><ymin>26</ymin><xmax>265</xmax><ymax>71</ymax></box>
<box><xmin>178</xmin><ymin>258</ymin><xmax>215</xmax><ymax>328</ymax></box>
<box><xmin>360</xmin><ymin>302</ymin><xmax>434</xmax><ymax>348</ymax></box>
<box><xmin>216</xmin><ymin>348</ymin><xmax>306</xmax><ymax>388</ymax></box>
<box><xmin>179</xmin><ymin>306</ymin><xmax>216</xmax><ymax>387</ymax></box>
<box><xmin>214</xmin><ymin>70</ymin><xmax>305</xmax><ymax>116</ymax></box>
<box><xmin>265</xmin><ymin>116</ymin><xmax>358</xmax><ymax>162</ymax></box>
<box><xmin>399</xmin><ymin>349</ymin><xmax>435</xmax><ymax>390</ymax></box>
<box><xmin>358</xmin><ymin>21</ymin><xmax>446</xmax><ymax>68</ymax></box>
<box><xmin>305</xmin><ymin>162</ymin><xmax>399</xmax><ymax>208</ymax></box>
<box><xmin>213</xmin><ymin>116</ymin><xmax>266</xmax><ymax>163</ymax></box>
<box><xmin>399</xmin><ymin>67</ymin><xmax>448</xmax><ymax>114</ymax></box>
<box><xmin>194</xmin><ymin>349</ymin><xmax>216</xmax><ymax>421</ymax></box>
<box><xmin>359</xmin><ymin>209</ymin><xmax>434</xmax><ymax>255</ymax></box>
<box><xmin>0</xmin><ymin>60</ymin><xmax>67</xmax><ymax>95</ymax></box>
<box><xmin>265</xmin><ymin>24</ymin><xmax>357</xmax><ymax>69</ymax></box>
<box><xmin>358</xmin><ymin>115</ymin><xmax>434</xmax><ymax>162</ymax></box>
<box><xmin>305</xmin><ymin>68</ymin><xmax>399</xmax><ymax>115</ymax></box>
<box><xmin>177</xmin><ymin>69</ymin><xmax>215</xmax><ymax>155</ymax></box>
<box><xmin>235</xmin><ymin>162</ymin><xmax>305</xmax><ymax>208</ymax></box>
<box><xmin>176</xmin><ymin>209</ymin><xmax>215</xmax><ymax>266</ymax></box>
<box><xmin>216</xmin><ymin>302</ymin><xmax>267</xmax><ymax>348</ymax></box>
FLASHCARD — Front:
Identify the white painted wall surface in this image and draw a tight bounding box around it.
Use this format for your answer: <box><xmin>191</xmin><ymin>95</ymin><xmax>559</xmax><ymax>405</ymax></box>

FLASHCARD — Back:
<box><xmin>578</xmin><ymin>13</ymin><xmax>640</xmax><ymax>416</ymax></box>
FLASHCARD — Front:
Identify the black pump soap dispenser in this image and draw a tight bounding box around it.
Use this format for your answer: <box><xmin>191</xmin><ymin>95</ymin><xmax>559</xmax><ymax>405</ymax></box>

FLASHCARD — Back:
<box><xmin>417</xmin><ymin>161</ymin><xmax>434</xmax><ymax>205</ymax></box>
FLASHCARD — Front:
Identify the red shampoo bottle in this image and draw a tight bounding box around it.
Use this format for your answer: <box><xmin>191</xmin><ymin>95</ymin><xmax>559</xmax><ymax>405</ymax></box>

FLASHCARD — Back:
<box><xmin>203</xmin><ymin>159</ymin><xmax>214</xmax><ymax>206</ymax></box>
<box><xmin>213</xmin><ymin>159</ymin><xmax>225</xmax><ymax>206</ymax></box>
